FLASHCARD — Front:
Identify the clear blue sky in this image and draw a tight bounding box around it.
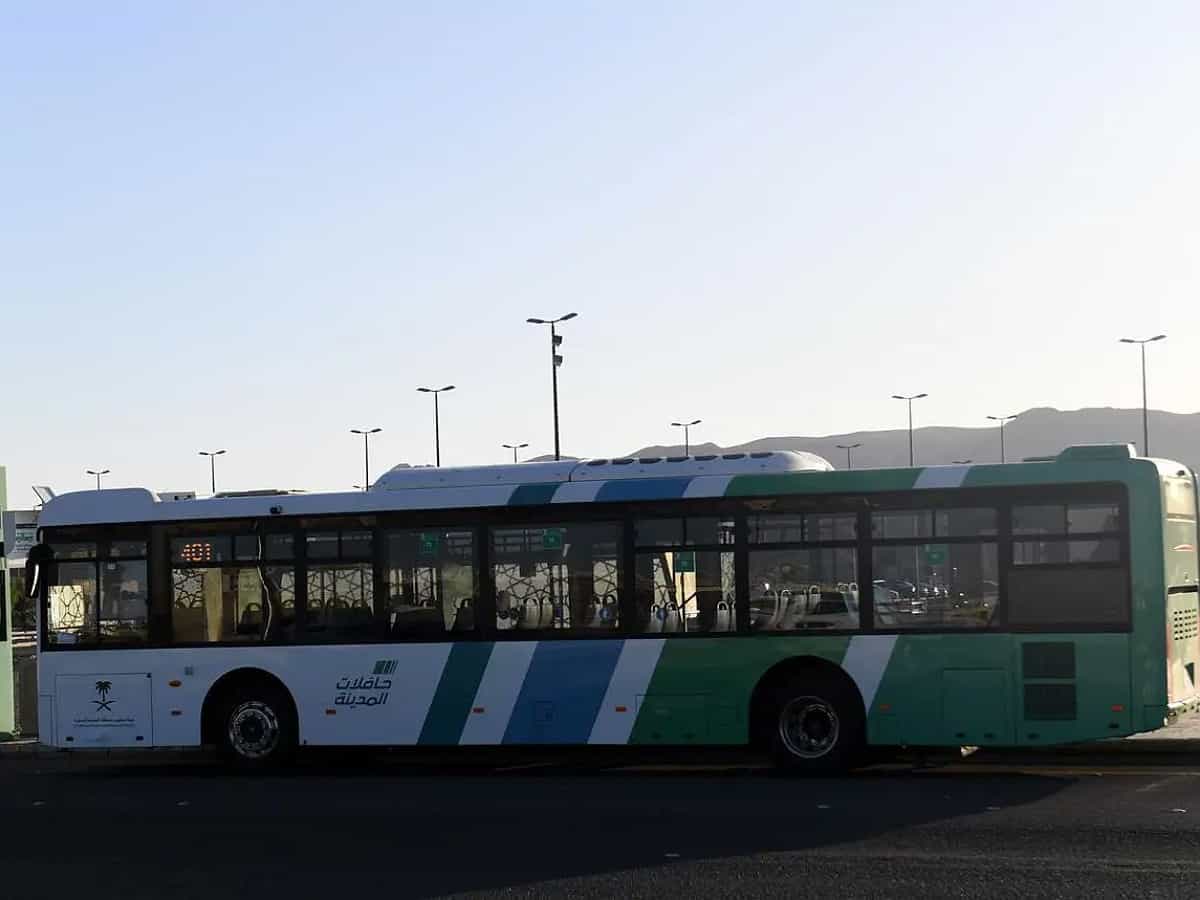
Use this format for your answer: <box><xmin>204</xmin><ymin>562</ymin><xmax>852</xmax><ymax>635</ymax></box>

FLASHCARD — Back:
<box><xmin>4</xmin><ymin>2</ymin><xmax>1199</xmax><ymax>505</ymax></box>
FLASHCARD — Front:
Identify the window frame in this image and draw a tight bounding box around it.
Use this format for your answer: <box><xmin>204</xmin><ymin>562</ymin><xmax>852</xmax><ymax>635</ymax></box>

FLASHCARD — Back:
<box><xmin>40</xmin><ymin>525</ymin><xmax>151</xmax><ymax>651</ymax></box>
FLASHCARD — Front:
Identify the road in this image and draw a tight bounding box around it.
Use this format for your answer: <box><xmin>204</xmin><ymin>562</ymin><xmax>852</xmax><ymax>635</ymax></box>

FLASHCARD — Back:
<box><xmin>3</xmin><ymin>749</ymin><xmax>1200</xmax><ymax>899</ymax></box>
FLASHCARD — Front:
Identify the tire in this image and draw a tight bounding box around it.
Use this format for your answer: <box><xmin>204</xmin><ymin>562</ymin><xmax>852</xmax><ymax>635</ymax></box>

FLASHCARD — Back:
<box><xmin>767</xmin><ymin>673</ymin><xmax>864</xmax><ymax>774</ymax></box>
<box><xmin>218</xmin><ymin>682</ymin><xmax>297</xmax><ymax>767</ymax></box>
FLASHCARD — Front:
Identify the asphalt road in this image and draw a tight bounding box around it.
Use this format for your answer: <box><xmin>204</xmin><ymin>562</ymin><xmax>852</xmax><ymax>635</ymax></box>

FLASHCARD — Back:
<box><xmin>4</xmin><ymin>750</ymin><xmax>1200</xmax><ymax>899</ymax></box>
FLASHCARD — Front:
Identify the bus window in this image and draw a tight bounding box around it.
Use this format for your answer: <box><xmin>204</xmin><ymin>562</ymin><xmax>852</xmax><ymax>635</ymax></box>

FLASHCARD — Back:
<box><xmin>386</xmin><ymin>529</ymin><xmax>476</xmax><ymax>636</ymax></box>
<box><xmin>48</xmin><ymin>560</ymin><xmax>98</xmax><ymax>645</ymax></box>
<box><xmin>1007</xmin><ymin>500</ymin><xmax>1129</xmax><ymax>628</ymax></box>
<box><xmin>748</xmin><ymin>548</ymin><xmax>858</xmax><ymax>632</ymax></box>
<box><xmin>491</xmin><ymin>523</ymin><xmax>621</xmax><ymax>633</ymax></box>
<box><xmin>169</xmin><ymin>532</ymin><xmax>296</xmax><ymax>643</ymax></box>
<box><xmin>45</xmin><ymin>538</ymin><xmax>149</xmax><ymax>645</ymax></box>
<box><xmin>304</xmin><ymin>529</ymin><xmax>375</xmax><ymax>640</ymax></box>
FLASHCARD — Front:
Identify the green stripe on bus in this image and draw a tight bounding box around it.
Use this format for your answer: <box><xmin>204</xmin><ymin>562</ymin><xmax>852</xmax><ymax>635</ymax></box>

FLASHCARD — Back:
<box><xmin>628</xmin><ymin>636</ymin><xmax>852</xmax><ymax>745</ymax></box>
<box><xmin>418</xmin><ymin>642</ymin><xmax>494</xmax><ymax>745</ymax></box>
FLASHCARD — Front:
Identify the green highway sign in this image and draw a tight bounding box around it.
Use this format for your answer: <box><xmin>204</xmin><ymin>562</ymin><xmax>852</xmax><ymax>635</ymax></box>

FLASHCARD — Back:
<box><xmin>923</xmin><ymin>545</ymin><xmax>947</xmax><ymax>566</ymax></box>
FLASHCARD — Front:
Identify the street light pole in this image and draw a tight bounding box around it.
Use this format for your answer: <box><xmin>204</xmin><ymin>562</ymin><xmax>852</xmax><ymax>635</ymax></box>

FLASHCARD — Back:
<box><xmin>836</xmin><ymin>442</ymin><xmax>862</xmax><ymax>470</ymax></box>
<box><xmin>671</xmin><ymin>419</ymin><xmax>702</xmax><ymax>455</ymax></box>
<box><xmin>199</xmin><ymin>449</ymin><xmax>227</xmax><ymax>494</ymax></box>
<box><xmin>417</xmin><ymin>386</ymin><xmax>455</xmax><ymax>467</ymax></box>
<box><xmin>350</xmin><ymin>427</ymin><xmax>381</xmax><ymax>490</ymax></box>
<box><xmin>891</xmin><ymin>393</ymin><xmax>928</xmax><ymax>466</ymax></box>
<box><xmin>985</xmin><ymin>415</ymin><xmax>1017</xmax><ymax>463</ymax></box>
<box><xmin>86</xmin><ymin>468</ymin><xmax>110</xmax><ymax>491</ymax></box>
<box><xmin>502</xmin><ymin>442</ymin><xmax>529</xmax><ymax>464</ymax></box>
<box><xmin>1120</xmin><ymin>335</ymin><xmax>1166</xmax><ymax>455</ymax></box>
<box><xmin>527</xmin><ymin>313</ymin><xmax>578</xmax><ymax>460</ymax></box>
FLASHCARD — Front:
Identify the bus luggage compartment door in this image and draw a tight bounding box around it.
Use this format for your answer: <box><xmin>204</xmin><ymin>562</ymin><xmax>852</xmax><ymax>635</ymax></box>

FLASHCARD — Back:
<box><xmin>940</xmin><ymin>669</ymin><xmax>1012</xmax><ymax>745</ymax></box>
<box><xmin>55</xmin><ymin>673</ymin><xmax>153</xmax><ymax>748</ymax></box>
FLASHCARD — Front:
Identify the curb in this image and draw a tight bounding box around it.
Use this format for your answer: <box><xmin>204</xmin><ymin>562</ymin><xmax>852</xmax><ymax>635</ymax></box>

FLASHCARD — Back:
<box><xmin>0</xmin><ymin>737</ymin><xmax>1199</xmax><ymax>763</ymax></box>
<box><xmin>0</xmin><ymin>740</ymin><xmax>201</xmax><ymax>761</ymax></box>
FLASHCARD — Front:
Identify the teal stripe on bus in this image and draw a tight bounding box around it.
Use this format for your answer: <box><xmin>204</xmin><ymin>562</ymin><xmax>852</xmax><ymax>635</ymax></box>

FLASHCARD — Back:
<box><xmin>509</xmin><ymin>483</ymin><xmax>561</xmax><ymax>506</ymax></box>
<box><xmin>418</xmin><ymin>642</ymin><xmax>494</xmax><ymax>744</ymax></box>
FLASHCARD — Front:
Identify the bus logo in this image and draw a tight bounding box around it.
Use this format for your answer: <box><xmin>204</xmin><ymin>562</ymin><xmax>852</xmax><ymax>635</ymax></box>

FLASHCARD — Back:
<box><xmin>93</xmin><ymin>680</ymin><xmax>114</xmax><ymax>712</ymax></box>
<box><xmin>372</xmin><ymin>660</ymin><xmax>398</xmax><ymax>675</ymax></box>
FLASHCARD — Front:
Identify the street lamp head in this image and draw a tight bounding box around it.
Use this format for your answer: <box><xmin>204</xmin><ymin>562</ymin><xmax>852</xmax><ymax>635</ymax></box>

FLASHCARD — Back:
<box><xmin>914</xmin><ymin>392</ymin><xmax>928</xmax><ymax>399</ymax></box>
<box><xmin>1151</xmin><ymin>334</ymin><xmax>1167</xmax><ymax>342</ymax></box>
<box><xmin>86</xmin><ymin>469</ymin><xmax>110</xmax><ymax>476</ymax></box>
<box><xmin>526</xmin><ymin>317</ymin><xmax>547</xmax><ymax>325</ymax></box>
<box><xmin>416</xmin><ymin>387</ymin><xmax>432</xmax><ymax>393</ymax></box>
<box><xmin>441</xmin><ymin>385</ymin><xmax>456</xmax><ymax>392</ymax></box>
<box><xmin>558</xmin><ymin>312</ymin><xmax>578</xmax><ymax>323</ymax></box>
<box><xmin>1119</xmin><ymin>338</ymin><xmax>1136</xmax><ymax>344</ymax></box>
<box><xmin>368</xmin><ymin>427</ymin><xmax>381</xmax><ymax>434</ymax></box>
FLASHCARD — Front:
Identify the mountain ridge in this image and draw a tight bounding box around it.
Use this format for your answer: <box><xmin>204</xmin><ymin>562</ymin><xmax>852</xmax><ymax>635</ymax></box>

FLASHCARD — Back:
<box><xmin>530</xmin><ymin>407</ymin><xmax>1200</xmax><ymax>470</ymax></box>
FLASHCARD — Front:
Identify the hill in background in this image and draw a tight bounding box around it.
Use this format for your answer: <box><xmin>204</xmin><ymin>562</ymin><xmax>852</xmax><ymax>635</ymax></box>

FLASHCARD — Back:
<box><xmin>617</xmin><ymin>407</ymin><xmax>1200</xmax><ymax>470</ymax></box>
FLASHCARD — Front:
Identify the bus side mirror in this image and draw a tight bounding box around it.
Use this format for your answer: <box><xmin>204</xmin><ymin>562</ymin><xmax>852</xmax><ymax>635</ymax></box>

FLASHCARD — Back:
<box><xmin>24</xmin><ymin>544</ymin><xmax>54</xmax><ymax>599</ymax></box>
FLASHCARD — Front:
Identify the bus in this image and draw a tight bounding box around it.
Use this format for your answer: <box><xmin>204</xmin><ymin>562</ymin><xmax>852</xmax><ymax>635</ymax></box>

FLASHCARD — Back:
<box><xmin>23</xmin><ymin>443</ymin><xmax>1200</xmax><ymax>771</ymax></box>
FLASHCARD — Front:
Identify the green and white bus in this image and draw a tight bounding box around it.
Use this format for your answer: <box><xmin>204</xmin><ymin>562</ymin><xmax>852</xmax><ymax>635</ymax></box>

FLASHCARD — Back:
<box><xmin>24</xmin><ymin>444</ymin><xmax>1200</xmax><ymax>770</ymax></box>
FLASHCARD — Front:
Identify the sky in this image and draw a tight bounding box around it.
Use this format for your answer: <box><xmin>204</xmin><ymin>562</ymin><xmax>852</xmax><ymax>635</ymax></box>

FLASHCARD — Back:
<box><xmin>3</xmin><ymin>2</ymin><xmax>1199</xmax><ymax>507</ymax></box>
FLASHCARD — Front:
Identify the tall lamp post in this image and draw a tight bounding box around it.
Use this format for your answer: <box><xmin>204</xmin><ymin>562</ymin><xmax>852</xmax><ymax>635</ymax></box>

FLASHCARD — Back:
<box><xmin>417</xmin><ymin>385</ymin><xmax>455</xmax><ymax>467</ymax></box>
<box><xmin>891</xmin><ymin>393</ymin><xmax>928</xmax><ymax>466</ymax></box>
<box><xmin>350</xmin><ymin>427</ymin><xmax>381</xmax><ymax>490</ymax></box>
<box><xmin>502</xmin><ymin>442</ymin><xmax>529</xmax><ymax>464</ymax></box>
<box><xmin>1119</xmin><ymin>334</ymin><xmax>1166</xmax><ymax>455</ymax></box>
<box><xmin>671</xmin><ymin>419</ymin><xmax>702</xmax><ymax>455</ymax></box>
<box><xmin>86</xmin><ymin>468</ymin><xmax>110</xmax><ymax>491</ymax></box>
<box><xmin>836</xmin><ymin>442</ymin><xmax>862</xmax><ymax>470</ymax></box>
<box><xmin>527</xmin><ymin>313</ymin><xmax>577</xmax><ymax>460</ymax></box>
<box><xmin>199</xmin><ymin>449</ymin><xmax>227</xmax><ymax>494</ymax></box>
<box><xmin>986</xmin><ymin>414</ymin><xmax>1017</xmax><ymax>464</ymax></box>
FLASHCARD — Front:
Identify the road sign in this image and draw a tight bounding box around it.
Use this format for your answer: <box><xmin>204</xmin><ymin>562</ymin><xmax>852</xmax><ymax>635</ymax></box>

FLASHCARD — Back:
<box><xmin>675</xmin><ymin>551</ymin><xmax>696</xmax><ymax>573</ymax></box>
<box><xmin>542</xmin><ymin>528</ymin><xmax>564</xmax><ymax>551</ymax></box>
<box><xmin>924</xmin><ymin>545</ymin><xmax>947</xmax><ymax>566</ymax></box>
<box><xmin>419</xmin><ymin>533</ymin><xmax>440</xmax><ymax>555</ymax></box>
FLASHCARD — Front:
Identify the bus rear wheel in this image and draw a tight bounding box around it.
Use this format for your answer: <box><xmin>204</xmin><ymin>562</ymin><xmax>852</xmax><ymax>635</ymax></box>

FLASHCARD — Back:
<box><xmin>768</xmin><ymin>674</ymin><xmax>863</xmax><ymax>774</ymax></box>
<box><xmin>218</xmin><ymin>684</ymin><xmax>296</xmax><ymax>766</ymax></box>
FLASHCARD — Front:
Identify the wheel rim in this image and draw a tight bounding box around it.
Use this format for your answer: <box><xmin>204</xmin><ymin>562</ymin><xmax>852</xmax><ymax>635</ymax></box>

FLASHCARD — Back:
<box><xmin>778</xmin><ymin>696</ymin><xmax>840</xmax><ymax>759</ymax></box>
<box><xmin>228</xmin><ymin>700</ymin><xmax>280</xmax><ymax>760</ymax></box>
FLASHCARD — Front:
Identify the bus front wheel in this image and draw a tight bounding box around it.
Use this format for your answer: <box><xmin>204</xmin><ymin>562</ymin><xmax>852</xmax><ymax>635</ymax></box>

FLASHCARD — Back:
<box><xmin>768</xmin><ymin>673</ymin><xmax>864</xmax><ymax>774</ymax></box>
<box><xmin>218</xmin><ymin>683</ymin><xmax>296</xmax><ymax>766</ymax></box>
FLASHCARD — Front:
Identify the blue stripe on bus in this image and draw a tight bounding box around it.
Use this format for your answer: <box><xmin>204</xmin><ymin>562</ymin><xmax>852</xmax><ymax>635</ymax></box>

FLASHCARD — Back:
<box><xmin>594</xmin><ymin>477</ymin><xmax>693</xmax><ymax>503</ymax></box>
<box><xmin>502</xmin><ymin>639</ymin><xmax>625</xmax><ymax>744</ymax></box>
<box><xmin>509</xmin><ymin>483</ymin><xmax>561</xmax><ymax>506</ymax></box>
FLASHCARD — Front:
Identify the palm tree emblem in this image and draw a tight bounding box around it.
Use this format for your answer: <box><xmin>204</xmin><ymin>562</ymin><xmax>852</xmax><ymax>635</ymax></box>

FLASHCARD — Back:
<box><xmin>93</xmin><ymin>681</ymin><xmax>114</xmax><ymax>712</ymax></box>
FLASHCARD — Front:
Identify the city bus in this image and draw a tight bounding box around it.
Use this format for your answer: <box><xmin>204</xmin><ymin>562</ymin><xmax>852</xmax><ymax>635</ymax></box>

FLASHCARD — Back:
<box><xmin>23</xmin><ymin>443</ymin><xmax>1200</xmax><ymax>771</ymax></box>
